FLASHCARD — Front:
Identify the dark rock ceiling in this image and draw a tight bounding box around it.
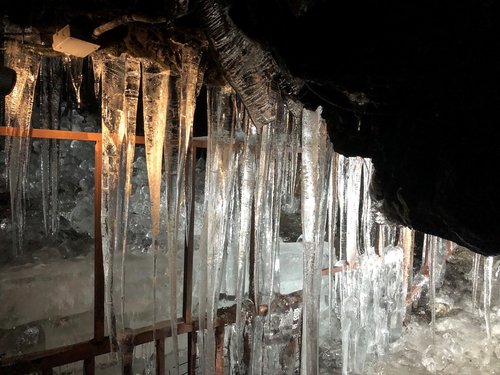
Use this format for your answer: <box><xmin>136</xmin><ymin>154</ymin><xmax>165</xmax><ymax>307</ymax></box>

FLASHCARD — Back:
<box><xmin>3</xmin><ymin>0</ymin><xmax>500</xmax><ymax>255</ymax></box>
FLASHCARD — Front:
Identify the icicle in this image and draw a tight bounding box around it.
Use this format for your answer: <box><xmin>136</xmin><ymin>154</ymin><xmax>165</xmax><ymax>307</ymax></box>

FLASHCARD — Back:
<box><xmin>282</xmin><ymin>110</ymin><xmax>301</xmax><ymax>214</ymax></box>
<box><xmin>483</xmin><ymin>256</ymin><xmax>493</xmax><ymax>341</ymax></box>
<box><xmin>361</xmin><ymin>159</ymin><xmax>375</xmax><ymax>257</ymax></box>
<box><xmin>336</xmin><ymin>154</ymin><xmax>347</xmax><ymax>261</ymax></box>
<box><xmin>100</xmin><ymin>54</ymin><xmax>131</xmax><ymax>352</ymax></box>
<box><xmin>164</xmin><ymin>45</ymin><xmax>202</xmax><ymax>375</ymax></box>
<box><xmin>253</xmin><ymin>98</ymin><xmax>288</xmax><ymax>311</ymax></box>
<box><xmin>69</xmin><ymin>57</ymin><xmax>84</xmax><ymax>108</ymax></box>
<box><xmin>4</xmin><ymin>40</ymin><xmax>41</xmax><ymax>257</ymax></box>
<box><xmin>426</xmin><ymin>234</ymin><xmax>437</xmax><ymax>340</ymax></box>
<box><xmin>39</xmin><ymin>57</ymin><xmax>63</xmax><ymax>237</ymax></box>
<box><xmin>345</xmin><ymin>157</ymin><xmax>363</xmax><ymax>261</ymax></box>
<box><xmin>233</xmin><ymin>109</ymin><xmax>257</xmax><ymax>374</ymax></box>
<box><xmin>472</xmin><ymin>252</ymin><xmax>481</xmax><ymax>312</ymax></box>
<box><xmin>327</xmin><ymin>152</ymin><xmax>339</xmax><ymax>352</ymax></box>
<box><xmin>142</xmin><ymin>60</ymin><xmax>170</xmax><ymax>342</ymax></box>
<box><xmin>300</xmin><ymin>107</ymin><xmax>332</xmax><ymax>374</ymax></box>
<box><xmin>200</xmin><ymin>84</ymin><xmax>238</xmax><ymax>374</ymax></box>
<box><xmin>116</xmin><ymin>57</ymin><xmax>141</xmax><ymax>361</ymax></box>
<box><xmin>91</xmin><ymin>53</ymin><xmax>105</xmax><ymax>100</ymax></box>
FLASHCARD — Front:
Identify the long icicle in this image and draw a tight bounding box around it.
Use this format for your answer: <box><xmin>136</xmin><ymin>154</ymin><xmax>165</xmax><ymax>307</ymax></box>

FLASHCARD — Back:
<box><xmin>39</xmin><ymin>57</ymin><xmax>62</xmax><ymax>237</ymax></box>
<box><xmin>234</xmin><ymin>108</ymin><xmax>257</xmax><ymax>374</ymax></box>
<box><xmin>165</xmin><ymin>45</ymin><xmax>202</xmax><ymax>375</ymax></box>
<box><xmin>472</xmin><ymin>252</ymin><xmax>481</xmax><ymax>312</ymax></box>
<box><xmin>202</xmin><ymin>85</ymin><xmax>238</xmax><ymax>373</ymax></box>
<box><xmin>142</xmin><ymin>61</ymin><xmax>170</xmax><ymax>349</ymax></box>
<box><xmin>4</xmin><ymin>40</ymin><xmax>41</xmax><ymax>257</ymax></box>
<box><xmin>100</xmin><ymin>54</ymin><xmax>127</xmax><ymax>351</ymax></box>
<box><xmin>117</xmin><ymin>56</ymin><xmax>141</xmax><ymax>367</ymax></box>
<box><xmin>300</xmin><ymin>107</ymin><xmax>332</xmax><ymax>374</ymax></box>
<box><xmin>327</xmin><ymin>152</ymin><xmax>339</xmax><ymax>346</ymax></box>
<box><xmin>484</xmin><ymin>256</ymin><xmax>493</xmax><ymax>342</ymax></box>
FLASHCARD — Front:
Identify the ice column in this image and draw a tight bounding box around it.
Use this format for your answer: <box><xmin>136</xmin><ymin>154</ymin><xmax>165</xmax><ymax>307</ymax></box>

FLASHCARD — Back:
<box><xmin>484</xmin><ymin>256</ymin><xmax>494</xmax><ymax>341</ymax></box>
<box><xmin>39</xmin><ymin>57</ymin><xmax>63</xmax><ymax>236</ymax></box>
<box><xmin>200</xmin><ymin>85</ymin><xmax>239</xmax><ymax>374</ymax></box>
<box><xmin>4</xmin><ymin>40</ymin><xmax>41</xmax><ymax>257</ymax></box>
<box><xmin>232</xmin><ymin>108</ymin><xmax>257</xmax><ymax>374</ymax></box>
<box><xmin>253</xmin><ymin>99</ymin><xmax>288</xmax><ymax>311</ymax></box>
<box><xmin>249</xmin><ymin>98</ymin><xmax>289</xmax><ymax>374</ymax></box>
<box><xmin>142</xmin><ymin>60</ymin><xmax>170</xmax><ymax>341</ymax></box>
<box><xmin>164</xmin><ymin>46</ymin><xmax>202</xmax><ymax>374</ymax></box>
<box><xmin>300</xmin><ymin>107</ymin><xmax>332</xmax><ymax>374</ymax></box>
<box><xmin>471</xmin><ymin>253</ymin><xmax>481</xmax><ymax>311</ymax></box>
<box><xmin>100</xmin><ymin>54</ymin><xmax>141</xmax><ymax>356</ymax></box>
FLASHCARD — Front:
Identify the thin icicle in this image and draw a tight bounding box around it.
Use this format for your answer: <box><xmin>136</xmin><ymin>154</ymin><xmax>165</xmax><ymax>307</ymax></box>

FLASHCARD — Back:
<box><xmin>39</xmin><ymin>57</ymin><xmax>62</xmax><ymax>237</ymax></box>
<box><xmin>345</xmin><ymin>158</ymin><xmax>363</xmax><ymax>261</ymax></box>
<box><xmin>4</xmin><ymin>40</ymin><xmax>41</xmax><ymax>257</ymax></box>
<box><xmin>201</xmin><ymin>85</ymin><xmax>238</xmax><ymax>374</ymax></box>
<box><xmin>361</xmin><ymin>159</ymin><xmax>375</xmax><ymax>257</ymax></box>
<box><xmin>233</xmin><ymin>110</ymin><xmax>257</xmax><ymax>374</ymax></box>
<box><xmin>253</xmin><ymin>98</ymin><xmax>288</xmax><ymax>312</ymax></box>
<box><xmin>327</xmin><ymin>152</ymin><xmax>339</xmax><ymax>344</ymax></box>
<box><xmin>425</xmin><ymin>234</ymin><xmax>437</xmax><ymax>340</ymax></box>
<box><xmin>472</xmin><ymin>253</ymin><xmax>481</xmax><ymax>312</ymax></box>
<box><xmin>164</xmin><ymin>45</ymin><xmax>202</xmax><ymax>375</ymax></box>
<box><xmin>91</xmin><ymin>53</ymin><xmax>105</xmax><ymax>100</ymax></box>
<box><xmin>69</xmin><ymin>57</ymin><xmax>84</xmax><ymax>108</ymax></box>
<box><xmin>483</xmin><ymin>256</ymin><xmax>493</xmax><ymax>341</ymax></box>
<box><xmin>142</xmin><ymin>60</ymin><xmax>170</xmax><ymax>342</ymax></box>
<box><xmin>336</xmin><ymin>154</ymin><xmax>347</xmax><ymax>261</ymax></box>
<box><xmin>300</xmin><ymin>107</ymin><xmax>332</xmax><ymax>374</ymax></box>
<box><xmin>282</xmin><ymin>110</ymin><xmax>301</xmax><ymax>214</ymax></box>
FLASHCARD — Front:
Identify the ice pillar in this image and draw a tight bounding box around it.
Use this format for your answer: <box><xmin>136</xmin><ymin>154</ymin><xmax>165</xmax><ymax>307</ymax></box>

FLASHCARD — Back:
<box><xmin>100</xmin><ymin>54</ymin><xmax>140</xmax><ymax>359</ymax></box>
<box><xmin>4</xmin><ymin>40</ymin><xmax>41</xmax><ymax>257</ymax></box>
<box><xmin>142</xmin><ymin>60</ymin><xmax>170</xmax><ymax>344</ymax></box>
<box><xmin>300</xmin><ymin>107</ymin><xmax>332</xmax><ymax>374</ymax></box>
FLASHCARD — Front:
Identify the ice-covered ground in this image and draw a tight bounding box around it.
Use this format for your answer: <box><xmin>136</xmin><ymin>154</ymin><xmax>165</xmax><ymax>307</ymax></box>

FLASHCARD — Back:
<box><xmin>364</xmin><ymin>246</ymin><xmax>500</xmax><ymax>375</ymax></box>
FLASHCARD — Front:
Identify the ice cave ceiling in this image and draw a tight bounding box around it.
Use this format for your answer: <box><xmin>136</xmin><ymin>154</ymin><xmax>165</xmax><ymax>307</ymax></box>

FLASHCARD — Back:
<box><xmin>3</xmin><ymin>0</ymin><xmax>500</xmax><ymax>256</ymax></box>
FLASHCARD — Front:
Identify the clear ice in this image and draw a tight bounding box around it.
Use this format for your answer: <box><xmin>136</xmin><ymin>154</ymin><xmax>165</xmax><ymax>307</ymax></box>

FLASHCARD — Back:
<box><xmin>39</xmin><ymin>57</ymin><xmax>63</xmax><ymax>237</ymax></box>
<box><xmin>300</xmin><ymin>107</ymin><xmax>332</xmax><ymax>374</ymax></box>
<box><xmin>141</xmin><ymin>60</ymin><xmax>170</xmax><ymax>342</ymax></box>
<box><xmin>4</xmin><ymin>40</ymin><xmax>41</xmax><ymax>257</ymax></box>
<box><xmin>5</xmin><ymin>36</ymin><xmax>500</xmax><ymax>375</ymax></box>
<box><xmin>100</xmin><ymin>52</ymin><xmax>140</xmax><ymax>362</ymax></box>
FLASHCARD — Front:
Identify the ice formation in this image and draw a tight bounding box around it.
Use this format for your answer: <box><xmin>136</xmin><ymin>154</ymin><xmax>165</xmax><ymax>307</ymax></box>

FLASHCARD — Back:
<box><xmin>3</xmin><ymin>40</ymin><xmax>500</xmax><ymax>375</ymax></box>
<box><xmin>4</xmin><ymin>40</ymin><xmax>41</xmax><ymax>257</ymax></box>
